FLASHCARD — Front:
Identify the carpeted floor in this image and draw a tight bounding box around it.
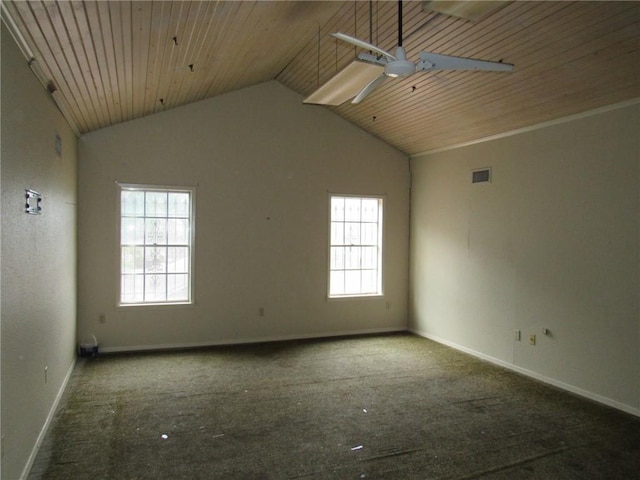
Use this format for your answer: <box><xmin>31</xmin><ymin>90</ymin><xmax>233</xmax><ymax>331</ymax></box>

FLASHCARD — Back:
<box><xmin>29</xmin><ymin>333</ymin><xmax>640</xmax><ymax>479</ymax></box>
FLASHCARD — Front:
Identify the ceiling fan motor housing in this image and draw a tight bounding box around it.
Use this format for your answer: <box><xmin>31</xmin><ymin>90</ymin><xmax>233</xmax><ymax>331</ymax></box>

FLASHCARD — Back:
<box><xmin>385</xmin><ymin>60</ymin><xmax>415</xmax><ymax>77</ymax></box>
<box><xmin>385</xmin><ymin>46</ymin><xmax>415</xmax><ymax>77</ymax></box>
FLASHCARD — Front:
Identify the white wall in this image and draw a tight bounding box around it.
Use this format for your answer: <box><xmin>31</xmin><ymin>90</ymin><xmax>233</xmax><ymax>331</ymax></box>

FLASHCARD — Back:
<box><xmin>78</xmin><ymin>81</ymin><xmax>410</xmax><ymax>351</ymax></box>
<box><xmin>1</xmin><ymin>26</ymin><xmax>78</xmax><ymax>479</ymax></box>
<box><xmin>410</xmin><ymin>102</ymin><xmax>640</xmax><ymax>414</ymax></box>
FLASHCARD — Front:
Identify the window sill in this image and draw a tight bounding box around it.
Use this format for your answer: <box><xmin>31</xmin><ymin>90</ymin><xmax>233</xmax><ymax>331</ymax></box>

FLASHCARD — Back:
<box><xmin>117</xmin><ymin>301</ymin><xmax>196</xmax><ymax>310</ymax></box>
<box><xmin>327</xmin><ymin>294</ymin><xmax>384</xmax><ymax>302</ymax></box>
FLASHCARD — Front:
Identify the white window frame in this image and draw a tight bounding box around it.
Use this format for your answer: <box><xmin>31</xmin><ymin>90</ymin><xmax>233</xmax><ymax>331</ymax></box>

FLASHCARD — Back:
<box><xmin>117</xmin><ymin>183</ymin><xmax>196</xmax><ymax>307</ymax></box>
<box><xmin>328</xmin><ymin>194</ymin><xmax>384</xmax><ymax>299</ymax></box>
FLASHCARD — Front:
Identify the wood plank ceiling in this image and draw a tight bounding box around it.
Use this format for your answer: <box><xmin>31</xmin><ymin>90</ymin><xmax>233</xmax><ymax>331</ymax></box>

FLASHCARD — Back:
<box><xmin>2</xmin><ymin>1</ymin><xmax>639</xmax><ymax>156</ymax></box>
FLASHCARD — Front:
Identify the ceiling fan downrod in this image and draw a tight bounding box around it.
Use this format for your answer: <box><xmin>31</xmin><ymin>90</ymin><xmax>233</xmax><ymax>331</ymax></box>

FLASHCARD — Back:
<box><xmin>398</xmin><ymin>0</ymin><xmax>403</xmax><ymax>47</ymax></box>
<box><xmin>385</xmin><ymin>1</ymin><xmax>414</xmax><ymax>78</ymax></box>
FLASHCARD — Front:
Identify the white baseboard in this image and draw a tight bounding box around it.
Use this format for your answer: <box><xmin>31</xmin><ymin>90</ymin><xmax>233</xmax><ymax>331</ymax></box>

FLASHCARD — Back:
<box><xmin>410</xmin><ymin>328</ymin><xmax>640</xmax><ymax>418</ymax></box>
<box><xmin>99</xmin><ymin>327</ymin><xmax>406</xmax><ymax>353</ymax></box>
<box><xmin>21</xmin><ymin>357</ymin><xmax>77</xmax><ymax>480</ymax></box>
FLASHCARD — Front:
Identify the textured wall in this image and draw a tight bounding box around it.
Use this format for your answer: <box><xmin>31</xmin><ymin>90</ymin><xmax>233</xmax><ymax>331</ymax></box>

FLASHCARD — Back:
<box><xmin>78</xmin><ymin>80</ymin><xmax>410</xmax><ymax>350</ymax></box>
<box><xmin>1</xmin><ymin>26</ymin><xmax>78</xmax><ymax>479</ymax></box>
<box><xmin>410</xmin><ymin>103</ymin><xmax>640</xmax><ymax>414</ymax></box>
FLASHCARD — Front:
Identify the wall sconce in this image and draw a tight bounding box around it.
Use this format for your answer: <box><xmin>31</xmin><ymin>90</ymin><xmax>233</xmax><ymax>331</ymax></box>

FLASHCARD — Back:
<box><xmin>25</xmin><ymin>189</ymin><xmax>42</xmax><ymax>215</ymax></box>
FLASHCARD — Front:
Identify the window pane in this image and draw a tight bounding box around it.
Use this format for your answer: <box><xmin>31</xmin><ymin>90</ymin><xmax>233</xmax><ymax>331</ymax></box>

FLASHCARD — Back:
<box><xmin>344</xmin><ymin>270</ymin><xmax>361</xmax><ymax>294</ymax></box>
<box><xmin>331</xmin><ymin>222</ymin><xmax>344</xmax><ymax>246</ymax></box>
<box><xmin>145</xmin><ymin>219</ymin><xmax>167</xmax><ymax>245</ymax></box>
<box><xmin>167</xmin><ymin>274</ymin><xmax>189</xmax><ymax>301</ymax></box>
<box><xmin>330</xmin><ymin>247</ymin><xmax>345</xmax><ymax>270</ymax></box>
<box><xmin>168</xmin><ymin>247</ymin><xmax>189</xmax><ymax>273</ymax></box>
<box><xmin>122</xmin><ymin>217</ymin><xmax>145</xmax><ymax>245</ymax></box>
<box><xmin>146</xmin><ymin>192</ymin><xmax>167</xmax><ymax>217</ymax></box>
<box><xmin>330</xmin><ymin>270</ymin><xmax>345</xmax><ymax>295</ymax></box>
<box><xmin>344</xmin><ymin>197</ymin><xmax>361</xmax><ymax>221</ymax></box>
<box><xmin>145</xmin><ymin>275</ymin><xmax>166</xmax><ymax>302</ymax></box>
<box><xmin>361</xmin><ymin>223</ymin><xmax>379</xmax><ymax>246</ymax></box>
<box><xmin>361</xmin><ymin>270</ymin><xmax>377</xmax><ymax>293</ymax></box>
<box><xmin>122</xmin><ymin>191</ymin><xmax>144</xmax><ymax>217</ymax></box>
<box><xmin>331</xmin><ymin>197</ymin><xmax>345</xmax><ymax>221</ymax></box>
<box><xmin>168</xmin><ymin>219</ymin><xmax>189</xmax><ymax>245</ymax></box>
<box><xmin>361</xmin><ymin>247</ymin><xmax>378</xmax><ymax>269</ymax></box>
<box><xmin>122</xmin><ymin>246</ymin><xmax>144</xmax><ymax>274</ymax></box>
<box><xmin>344</xmin><ymin>246</ymin><xmax>361</xmax><ymax>270</ymax></box>
<box><xmin>344</xmin><ymin>222</ymin><xmax>361</xmax><ymax>245</ymax></box>
<box><xmin>361</xmin><ymin>198</ymin><xmax>379</xmax><ymax>222</ymax></box>
<box><xmin>121</xmin><ymin>274</ymin><xmax>143</xmax><ymax>303</ymax></box>
<box><xmin>145</xmin><ymin>247</ymin><xmax>166</xmax><ymax>273</ymax></box>
<box><xmin>168</xmin><ymin>193</ymin><xmax>190</xmax><ymax>218</ymax></box>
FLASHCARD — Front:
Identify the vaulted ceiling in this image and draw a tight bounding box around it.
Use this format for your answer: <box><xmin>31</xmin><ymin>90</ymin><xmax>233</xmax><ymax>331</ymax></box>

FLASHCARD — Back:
<box><xmin>2</xmin><ymin>1</ymin><xmax>639</xmax><ymax>155</ymax></box>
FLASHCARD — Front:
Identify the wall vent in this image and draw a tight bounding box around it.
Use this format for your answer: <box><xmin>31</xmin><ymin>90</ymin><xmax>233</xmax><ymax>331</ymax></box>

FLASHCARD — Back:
<box><xmin>472</xmin><ymin>168</ymin><xmax>491</xmax><ymax>184</ymax></box>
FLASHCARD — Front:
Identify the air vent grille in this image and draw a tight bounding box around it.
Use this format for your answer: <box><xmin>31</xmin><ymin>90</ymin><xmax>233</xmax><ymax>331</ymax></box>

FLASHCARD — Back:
<box><xmin>472</xmin><ymin>168</ymin><xmax>491</xmax><ymax>184</ymax></box>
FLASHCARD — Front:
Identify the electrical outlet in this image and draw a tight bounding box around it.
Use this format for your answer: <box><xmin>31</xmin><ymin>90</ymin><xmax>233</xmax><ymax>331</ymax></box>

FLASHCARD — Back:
<box><xmin>529</xmin><ymin>334</ymin><xmax>536</xmax><ymax>346</ymax></box>
<box><xmin>99</xmin><ymin>313</ymin><xmax>106</xmax><ymax>324</ymax></box>
<box><xmin>385</xmin><ymin>301</ymin><xmax>391</xmax><ymax>310</ymax></box>
<box><xmin>259</xmin><ymin>307</ymin><xmax>264</xmax><ymax>317</ymax></box>
<box><xmin>514</xmin><ymin>329</ymin><xmax>521</xmax><ymax>341</ymax></box>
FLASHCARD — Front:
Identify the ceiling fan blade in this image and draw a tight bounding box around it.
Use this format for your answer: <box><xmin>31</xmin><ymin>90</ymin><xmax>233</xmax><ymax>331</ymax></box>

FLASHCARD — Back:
<box><xmin>332</xmin><ymin>33</ymin><xmax>397</xmax><ymax>62</ymax></box>
<box><xmin>357</xmin><ymin>52</ymin><xmax>388</xmax><ymax>67</ymax></box>
<box><xmin>352</xmin><ymin>74</ymin><xmax>387</xmax><ymax>104</ymax></box>
<box><xmin>417</xmin><ymin>52</ymin><xmax>514</xmax><ymax>72</ymax></box>
<box><xmin>304</xmin><ymin>61</ymin><xmax>384</xmax><ymax>106</ymax></box>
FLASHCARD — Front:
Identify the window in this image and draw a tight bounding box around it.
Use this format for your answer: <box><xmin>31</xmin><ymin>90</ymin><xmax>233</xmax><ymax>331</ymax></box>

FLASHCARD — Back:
<box><xmin>119</xmin><ymin>184</ymin><xmax>194</xmax><ymax>305</ymax></box>
<box><xmin>329</xmin><ymin>195</ymin><xmax>383</xmax><ymax>298</ymax></box>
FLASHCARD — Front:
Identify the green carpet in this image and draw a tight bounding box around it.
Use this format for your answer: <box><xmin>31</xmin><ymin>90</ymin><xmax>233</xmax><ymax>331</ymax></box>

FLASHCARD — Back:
<box><xmin>29</xmin><ymin>333</ymin><xmax>640</xmax><ymax>479</ymax></box>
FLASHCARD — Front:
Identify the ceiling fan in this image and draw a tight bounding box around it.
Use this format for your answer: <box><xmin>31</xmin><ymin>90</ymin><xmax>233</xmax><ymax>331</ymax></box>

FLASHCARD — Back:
<box><xmin>304</xmin><ymin>1</ymin><xmax>514</xmax><ymax>106</ymax></box>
